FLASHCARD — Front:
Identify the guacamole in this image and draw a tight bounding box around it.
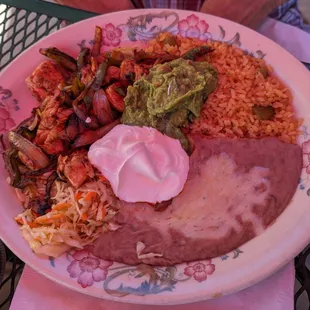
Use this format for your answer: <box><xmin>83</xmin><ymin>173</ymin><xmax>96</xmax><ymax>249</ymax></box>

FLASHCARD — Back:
<box><xmin>121</xmin><ymin>58</ymin><xmax>218</xmax><ymax>153</ymax></box>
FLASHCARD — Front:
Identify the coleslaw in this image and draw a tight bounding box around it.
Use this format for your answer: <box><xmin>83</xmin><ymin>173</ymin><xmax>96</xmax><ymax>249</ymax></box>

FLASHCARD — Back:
<box><xmin>15</xmin><ymin>180</ymin><xmax>120</xmax><ymax>257</ymax></box>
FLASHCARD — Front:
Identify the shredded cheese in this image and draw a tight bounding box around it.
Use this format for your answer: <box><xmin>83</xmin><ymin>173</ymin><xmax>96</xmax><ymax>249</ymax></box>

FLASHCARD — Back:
<box><xmin>136</xmin><ymin>241</ymin><xmax>163</xmax><ymax>260</ymax></box>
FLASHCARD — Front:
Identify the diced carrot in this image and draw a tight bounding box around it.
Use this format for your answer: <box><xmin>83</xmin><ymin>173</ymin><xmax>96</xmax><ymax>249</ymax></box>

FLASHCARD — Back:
<box><xmin>33</xmin><ymin>218</ymin><xmax>47</xmax><ymax>224</ymax></box>
<box><xmin>53</xmin><ymin>202</ymin><xmax>72</xmax><ymax>211</ymax></box>
<box><xmin>34</xmin><ymin>213</ymin><xmax>65</xmax><ymax>224</ymax></box>
<box><xmin>99</xmin><ymin>175</ymin><xmax>108</xmax><ymax>182</ymax></box>
<box><xmin>31</xmin><ymin>210</ymin><xmax>40</xmax><ymax>219</ymax></box>
<box><xmin>81</xmin><ymin>213</ymin><xmax>88</xmax><ymax>221</ymax></box>
<box><xmin>74</xmin><ymin>191</ymin><xmax>82</xmax><ymax>201</ymax></box>
<box><xmin>15</xmin><ymin>217</ymin><xmax>37</xmax><ymax>228</ymax></box>
<box><xmin>15</xmin><ymin>217</ymin><xmax>25</xmax><ymax>225</ymax></box>
<box><xmin>83</xmin><ymin>191</ymin><xmax>97</xmax><ymax>201</ymax></box>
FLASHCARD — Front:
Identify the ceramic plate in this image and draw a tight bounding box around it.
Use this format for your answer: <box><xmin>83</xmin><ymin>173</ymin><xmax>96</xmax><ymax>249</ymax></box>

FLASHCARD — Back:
<box><xmin>0</xmin><ymin>9</ymin><xmax>310</xmax><ymax>305</ymax></box>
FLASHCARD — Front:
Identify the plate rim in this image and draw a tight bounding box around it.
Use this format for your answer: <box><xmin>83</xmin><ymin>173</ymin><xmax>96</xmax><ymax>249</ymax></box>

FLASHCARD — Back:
<box><xmin>0</xmin><ymin>8</ymin><xmax>310</xmax><ymax>305</ymax></box>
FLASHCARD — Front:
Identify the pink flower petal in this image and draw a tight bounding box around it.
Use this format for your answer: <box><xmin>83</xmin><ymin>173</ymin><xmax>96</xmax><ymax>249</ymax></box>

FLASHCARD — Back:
<box><xmin>106</xmin><ymin>31</ymin><xmax>115</xmax><ymax>41</ymax></box>
<box><xmin>204</xmin><ymin>263</ymin><xmax>215</xmax><ymax>275</ymax></box>
<box><xmin>0</xmin><ymin>119</ymin><xmax>6</xmax><ymax>131</ymax></box>
<box><xmin>197</xmin><ymin>20</ymin><xmax>209</xmax><ymax>34</ymax></box>
<box><xmin>184</xmin><ymin>266</ymin><xmax>195</xmax><ymax>276</ymax></box>
<box><xmin>306</xmin><ymin>164</ymin><xmax>310</xmax><ymax>174</ymax></box>
<box><xmin>102</xmin><ymin>29</ymin><xmax>107</xmax><ymax>38</ymax></box>
<box><xmin>67</xmin><ymin>260</ymin><xmax>81</xmax><ymax>278</ymax></box>
<box><xmin>193</xmin><ymin>271</ymin><xmax>208</xmax><ymax>282</ymax></box>
<box><xmin>72</xmin><ymin>249</ymin><xmax>89</xmax><ymax>261</ymax></box>
<box><xmin>187</xmin><ymin>26</ymin><xmax>201</xmax><ymax>38</ymax></box>
<box><xmin>99</xmin><ymin>259</ymin><xmax>113</xmax><ymax>269</ymax></box>
<box><xmin>186</xmin><ymin>14</ymin><xmax>199</xmax><ymax>27</ymax></box>
<box><xmin>114</xmin><ymin>28</ymin><xmax>122</xmax><ymax>38</ymax></box>
<box><xmin>0</xmin><ymin>108</ymin><xmax>9</xmax><ymax>120</ymax></box>
<box><xmin>203</xmin><ymin>259</ymin><xmax>212</xmax><ymax>265</ymax></box>
<box><xmin>193</xmin><ymin>262</ymin><xmax>206</xmax><ymax>273</ymax></box>
<box><xmin>92</xmin><ymin>268</ymin><xmax>108</xmax><ymax>282</ymax></box>
<box><xmin>103</xmin><ymin>38</ymin><xmax>111</xmax><ymax>47</ymax></box>
<box><xmin>178</xmin><ymin>30</ymin><xmax>187</xmax><ymax>38</ymax></box>
<box><xmin>5</xmin><ymin>118</ymin><xmax>15</xmax><ymax>130</ymax></box>
<box><xmin>111</xmin><ymin>38</ymin><xmax>120</xmax><ymax>47</ymax></box>
<box><xmin>105</xmin><ymin>23</ymin><xmax>115</xmax><ymax>32</ymax></box>
<box><xmin>302</xmin><ymin>139</ymin><xmax>310</xmax><ymax>154</ymax></box>
<box><xmin>303</xmin><ymin>154</ymin><xmax>310</xmax><ymax>168</ymax></box>
<box><xmin>78</xmin><ymin>271</ymin><xmax>94</xmax><ymax>288</ymax></box>
<box><xmin>178</xmin><ymin>20</ymin><xmax>189</xmax><ymax>32</ymax></box>
<box><xmin>80</xmin><ymin>257</ymin><xmax>99</xmax><ymax>272</ymax></box>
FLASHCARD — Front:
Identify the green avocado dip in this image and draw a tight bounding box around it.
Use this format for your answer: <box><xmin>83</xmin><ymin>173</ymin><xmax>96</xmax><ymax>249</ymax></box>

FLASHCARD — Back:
<box><xmin>121</xmin><ymin>58</ymin><xmax>218</xmax><ymax>153</ymax></box>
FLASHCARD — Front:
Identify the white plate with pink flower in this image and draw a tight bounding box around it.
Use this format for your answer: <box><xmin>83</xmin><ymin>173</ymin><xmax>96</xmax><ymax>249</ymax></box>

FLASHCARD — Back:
<box><xmin>0</xmin><ymin>9</ymin><xmax>310</xmax><ymax>305</ymax></box>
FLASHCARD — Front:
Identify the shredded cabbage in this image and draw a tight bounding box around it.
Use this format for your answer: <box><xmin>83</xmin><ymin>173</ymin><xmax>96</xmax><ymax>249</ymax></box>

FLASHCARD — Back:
<box><xmin>15</xmin><ymin>181</ymin><xmax>120</xmax><ymax>257</ymax></box>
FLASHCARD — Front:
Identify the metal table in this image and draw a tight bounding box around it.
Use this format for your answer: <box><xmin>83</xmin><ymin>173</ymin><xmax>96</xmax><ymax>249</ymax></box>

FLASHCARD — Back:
<box><xmin>0</xmin><ymin>243</ymin><xmax>23</xmax><ymax>309</ymax></box>
<box><xmin>0</xmin><ymin>1</ymin><xmax>309</xmax><ymax>309</ymax></box>
<box><xmin>0</xmin><ymin>0</ymin><xmax>96</xmax><ymax>70</ymax></box>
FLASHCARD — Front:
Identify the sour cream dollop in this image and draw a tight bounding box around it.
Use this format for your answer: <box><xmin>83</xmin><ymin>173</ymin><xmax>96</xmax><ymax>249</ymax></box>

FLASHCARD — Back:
<box><xmin>88</xmin><ymin>125</ymin><xmax>189</xmax><ymax>203</ymax></box>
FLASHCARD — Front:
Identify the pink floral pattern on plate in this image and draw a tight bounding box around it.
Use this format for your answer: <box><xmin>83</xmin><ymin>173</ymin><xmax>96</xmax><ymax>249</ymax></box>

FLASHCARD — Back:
<box><xmin>64</xmin><ymin>246</ymin><xmax>217</xmax><ymax>293</ymax></box>
<box><xmin>67</xmin><ymin>247</ymin><xmax>113</xmax><ymax>288</ymax></box>
<box><xmin>184</xmin><ymin>260</ymin><xmax>215</xmax><ymax>282</ymax></box>
<box><xmin>0</xmin><ymin>107</ymin><xmax>15</xmax><ymax>132</ymax></box>
<box><xmin>178</xmin><ymin>14</ymin><xmax>210</xmax><ymax>40</ymax></box>
<box><xmin>102</xmin><ymin>23</ymin><xmax>122</xmax><ymax>47</ymax></box>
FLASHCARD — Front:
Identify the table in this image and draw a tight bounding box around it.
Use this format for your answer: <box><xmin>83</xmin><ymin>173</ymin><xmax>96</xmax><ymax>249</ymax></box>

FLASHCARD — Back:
<box><xmin>0</xmin><ymin>241</ymin><xmax>5</xmax><ymax>286</ymax></box>
<box><xmin>9</xmin><ymin>263</ymin><xmax>296</xmax><ymax>310</ymax></box>
<box><xmin>0</xmin><ymin>0</ymin><xmax>309</xmax><ymax>309</ymax></box>
<box><xmin>0</xmin><ymin>243</ymin><xmax>23</xmax><ymax>309</ymax></box>
<box><xmin>0</xmin><ymin>0</ymin><xmax>96</xmax><ymax>70</ymax></box>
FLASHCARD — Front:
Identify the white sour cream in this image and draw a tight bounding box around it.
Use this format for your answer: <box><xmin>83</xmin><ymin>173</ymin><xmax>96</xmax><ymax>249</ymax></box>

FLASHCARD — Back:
<box><xmin>88</xmin><ymin>125</ymin><xmax>189</xmax><ymax>203</ymax></box>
